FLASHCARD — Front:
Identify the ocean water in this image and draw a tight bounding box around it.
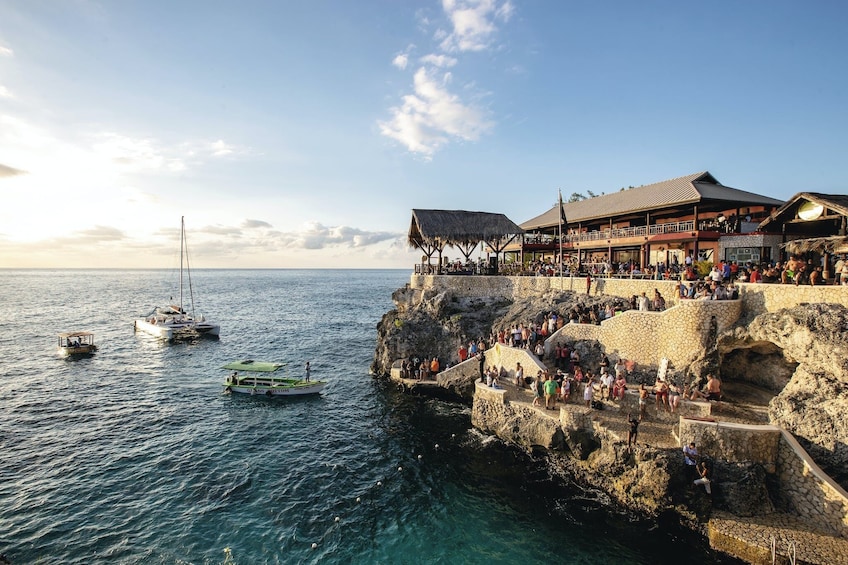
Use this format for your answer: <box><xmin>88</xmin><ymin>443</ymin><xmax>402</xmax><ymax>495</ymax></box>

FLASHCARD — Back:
<box><xmin>0</xmin><ymin>269</ymin><xmax>740</xmax><ymax>564</ymax></box>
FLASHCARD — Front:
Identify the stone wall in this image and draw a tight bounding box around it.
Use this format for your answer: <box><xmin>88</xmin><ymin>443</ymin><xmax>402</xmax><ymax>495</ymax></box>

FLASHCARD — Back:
<box><xmin>409</xmin><ymin>274</ymin><xmax>848</xmax><ymax>319</ymax></box>
<box><xmin>777</xmin><ymin>432</ymin><xmax>848</xmax><ymax>538</ymax></box>
<box><xmin>679</xmin><ymin>419</ymin><xmax>781</xmax><ymax>471</ymax></box>
<box><xmin>546</xmin><ymin>300</ymin><xmax>742</xmax><ymax>371</ymax></box>
<box><xmin>679</xmin><ymin>418</ymin><xmax>848</xmax><ymax>539</ymax></box>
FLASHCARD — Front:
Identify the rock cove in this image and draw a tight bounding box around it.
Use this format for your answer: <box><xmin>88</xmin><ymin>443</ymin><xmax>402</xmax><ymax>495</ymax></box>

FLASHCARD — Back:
<box><xmin>372</xmin><ymin>275</ymin><xmax>848</xmax><ymax>564</ymax></box>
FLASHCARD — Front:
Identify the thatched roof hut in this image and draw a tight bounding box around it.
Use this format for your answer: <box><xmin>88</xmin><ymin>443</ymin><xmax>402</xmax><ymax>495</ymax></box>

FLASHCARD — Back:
<box><xmin>781</xmin><ymin>236</ymin><xmax>848</xmax><ymax>255</ymax></box>
<box><xmin>408</xmin><ymin>209</ymin><xmax>524</xmax><ymax>270</ymax></box>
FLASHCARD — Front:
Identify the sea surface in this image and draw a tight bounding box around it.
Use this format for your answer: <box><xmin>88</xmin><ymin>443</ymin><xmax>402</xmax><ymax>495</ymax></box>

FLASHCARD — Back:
<box><xmin>0</xmin><ymin>269</ymin><xmax>740</xmax><ymax>564</ymax></box>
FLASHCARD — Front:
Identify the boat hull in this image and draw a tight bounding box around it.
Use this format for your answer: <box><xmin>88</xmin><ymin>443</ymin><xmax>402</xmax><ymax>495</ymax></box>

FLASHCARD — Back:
<box><xmin>58</xmin><ymin>345</ymin><xmax>97</xmax><ymax>356</ymax></box>
<box><xmin>135</xmin><ymin>318</ymin><xmax>220</xmax><ymax>340</ymax></box>
<box><xmin>223</xmin><ymin>381</ymin><xmax>326</xmax><ymax>396</ymax></box>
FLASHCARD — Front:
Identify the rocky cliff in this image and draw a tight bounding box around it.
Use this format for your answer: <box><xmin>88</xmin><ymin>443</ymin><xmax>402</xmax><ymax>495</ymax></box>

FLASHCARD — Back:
<box><xmin>373</xmin><ymin>285</ymin><xmax>848</xmax><ymax>492</ymax></box>
<box><xmin>717</xmin><ymin>303</ymin><xmax>848</xmax><ymax>488</ymax></box>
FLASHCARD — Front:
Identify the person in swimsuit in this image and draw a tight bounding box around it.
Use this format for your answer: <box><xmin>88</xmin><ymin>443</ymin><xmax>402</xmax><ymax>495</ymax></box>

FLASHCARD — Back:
<box><xmin>668</xmin><ymin>383</ymin><xmax>681</xmax><ymax>413</ymax></box>
<box><xmin>639</xmin><ymin>383</ymin><xmax>649</xmax><ymax>419</ymax></box>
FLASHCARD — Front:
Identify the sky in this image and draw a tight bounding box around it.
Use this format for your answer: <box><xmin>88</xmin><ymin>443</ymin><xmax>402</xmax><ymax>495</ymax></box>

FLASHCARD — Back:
<box><xmin>1</xmin><ymin>0</ymin><xmax>847</xmax><ymax>268</ymax></box>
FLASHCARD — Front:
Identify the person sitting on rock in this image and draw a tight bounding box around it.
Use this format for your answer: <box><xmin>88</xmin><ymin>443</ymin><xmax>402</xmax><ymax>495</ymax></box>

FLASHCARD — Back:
<box><xmin>694</xmin><ymin>459</ymin><xmax>712</xmax><ymax>494</ymax></box>
<box><xmin>612</xmin><ymin>372</ymin><xmax>627</xmax><ymax>401</ymax></box>
<box><xmin>690</xmin><ymin>374</ymin><xmax>722</xmax><ymax>402</ymax></box>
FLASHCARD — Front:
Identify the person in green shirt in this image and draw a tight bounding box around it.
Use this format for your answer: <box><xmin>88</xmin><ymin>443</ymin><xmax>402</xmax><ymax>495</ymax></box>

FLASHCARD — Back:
<box><xmin>544</xmin><ymin>373</ymin><xmax>558</xmax><ymax>410</ymax></box>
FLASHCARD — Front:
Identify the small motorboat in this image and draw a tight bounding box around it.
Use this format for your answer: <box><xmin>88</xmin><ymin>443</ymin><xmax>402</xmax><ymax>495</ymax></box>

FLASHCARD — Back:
<box><xmin>222</xmin><ymin>360</ymin><xmax>326</xmax><ymax>397</ymax></box>
<box><xmin>58</xmin><ymin>331</ymin><xmax>98</xmax><ymax>356</ymax></box>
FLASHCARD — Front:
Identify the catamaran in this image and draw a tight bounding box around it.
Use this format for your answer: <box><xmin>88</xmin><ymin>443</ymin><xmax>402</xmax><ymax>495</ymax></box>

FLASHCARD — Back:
<box><xmin>222</xmin><ymin>360</ymin><xmax>327</xmax><ymax>396</ymax></box>
<box><xmin>134</xmin><ymin>217</ymin><xmax>220</xmax><ymax>340</ymax></box>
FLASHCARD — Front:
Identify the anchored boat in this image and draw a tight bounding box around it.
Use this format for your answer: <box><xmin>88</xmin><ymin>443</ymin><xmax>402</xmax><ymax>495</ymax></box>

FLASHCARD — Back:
<box><xmin>58</xmin><ymin>331</ymin><xmax>98</xmax><ymax>356</ymax></box>
<box><xmin>134</xmin><ymin>216</ymin><xmax>220</xmax><ymax>340</ymax></box>
<box><xmin>222</xmin><ymin>360</ymin><xmax>326</xmax><ymax>396</ymax></box>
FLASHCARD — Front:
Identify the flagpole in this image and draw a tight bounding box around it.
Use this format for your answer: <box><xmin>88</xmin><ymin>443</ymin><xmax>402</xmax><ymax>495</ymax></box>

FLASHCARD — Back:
<box><xmin>558</xmin><ymin>189</ymin><xmax>563</xmax><ymax>282</ymax></box>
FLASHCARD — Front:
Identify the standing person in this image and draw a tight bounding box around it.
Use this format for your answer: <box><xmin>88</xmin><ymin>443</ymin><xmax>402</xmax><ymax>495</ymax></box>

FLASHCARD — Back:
<box><xmin>639</xmin><ymin>383</ymin><xmax>649</xmax><ymax>419</ymax></box>
<box><xmin>477</xmin><ymin>350</ymin><xmax>486</xmax><ymax>383</ymax></box>
<box><xmin>305</xmin><ymin>361</ymin><xmax>311</xmax><ymax>382</ymax></box>
<box><xmin>559</xmin><ymin>375</ymin><xmax>571</xmax><ymax>403</ymax></box>
<box><xmin>601</xmin><ymin>369</ymin><xmax>614</xmax><ymax>400</ymax></box>
<box><xmin>614</xmin><ymin>358</ymin><xmax>626</xmax><ymax>380</ymax></box>
<box><xmin>683</xmin><ymin>442</ymin><xmax>699</xmax><ymax>482</ymax></box>
<box><xmin>586</xmin><ymin>274</ymin><xmax>592</xmax><ymax>295</ymax></box>
<box><xmin>544</xmin><ymin>372</ymin><xmax>558</xmax><ymax>410</ymax></box>
<box><xmin>458</xmin><ymin>343</ymin><xmax>468</xmax><ymax>362</ymax></box>
<box><xmin>531</xmin><ymin>373</ymin><xmax>543</xmax><ymax>407</ymax></box>
<box><xmin>534</xmin><ymin>340</ymin><xmax>544</xmax><ymax>360</ymax></box>
<box><xmin>583</xmin><ymin>377</ymin><xmax>595</xmax><ymax>408</ymax></box>
<box><xmin>514</xmin><ymin>362</ymin><xmax>524</xmax><ymax>388</ymax></box>
<box><xmin>429</xmin><ymin>357</ymin><xmax>440</xmax><ymax>378</ymax></box>
<box><xmin>627</xmin><ymin>412</ymin><xmax>641</xmax><ymax>449</ymax></box>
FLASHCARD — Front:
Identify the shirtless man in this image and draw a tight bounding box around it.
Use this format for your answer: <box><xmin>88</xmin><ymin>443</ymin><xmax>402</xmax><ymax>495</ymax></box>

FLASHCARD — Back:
<box><xmin>638</xmin><ymin>383</ymin><xmax>649</xmax><ymax>419</ymax></box>
<box><xmin>690</xmin><ymin>374</ymin><xmax>722</xmax><ymax>401</ymax></box>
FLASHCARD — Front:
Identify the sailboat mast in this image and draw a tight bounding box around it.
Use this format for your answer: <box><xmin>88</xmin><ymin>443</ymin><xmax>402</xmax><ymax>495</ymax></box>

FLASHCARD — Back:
<box><xmin>180</xmin><ymin>215</ymin><xmax>184</xmax><ymax>311</ymax></box>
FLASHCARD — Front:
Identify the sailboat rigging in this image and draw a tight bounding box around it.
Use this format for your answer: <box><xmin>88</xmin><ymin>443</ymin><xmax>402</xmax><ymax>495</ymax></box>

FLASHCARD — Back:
<box><xmin>134</xmin><ymin>216</ymin><xmax>220</xmax><ymax>340</ymax></box>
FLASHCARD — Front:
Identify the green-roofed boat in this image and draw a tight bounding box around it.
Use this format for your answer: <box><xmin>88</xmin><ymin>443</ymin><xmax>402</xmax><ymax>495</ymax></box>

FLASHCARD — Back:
<box><xmin>222</xmin><ymin>360</ymin><xmax>326</xmax><ymax>397</ymax></box>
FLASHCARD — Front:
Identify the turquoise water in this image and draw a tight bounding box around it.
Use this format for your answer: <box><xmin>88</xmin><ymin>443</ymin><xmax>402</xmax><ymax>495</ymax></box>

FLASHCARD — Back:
<box><xmin>0</xmin><ymin>270</ymin><xmax>739</xmax><ymax>564</ymax></box>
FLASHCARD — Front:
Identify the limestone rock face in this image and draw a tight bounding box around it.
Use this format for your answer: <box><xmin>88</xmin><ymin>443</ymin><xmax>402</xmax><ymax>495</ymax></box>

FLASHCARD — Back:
<box><xmin>472</xmin><ymin>391</ymin><xmax>563</xmax><ymax>449</ymax></box>
<box><xmin>370</xmin><ymin>285</ymin><xmax>512</xmax><ymax>381</ymax></box>
<box><xmin>717</xmin><ymin>303</ymin><xmax>848</xmax><ymax>487</ymax></box>
<box><xmin>713</xmin><ymin>462</ymin><xmax>774</xmax><ymax>517</ymax></box>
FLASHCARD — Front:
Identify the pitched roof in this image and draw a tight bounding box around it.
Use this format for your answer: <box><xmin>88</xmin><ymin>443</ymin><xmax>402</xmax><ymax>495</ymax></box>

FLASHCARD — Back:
<box><xmin>408</xmin><ymin>209</ymin><xmax>524</xmax><ymax>247</ymax></box>
<box><xmin>759</xmin><ymin>192</ymin><xmax>848</xmax><ymax>231</ymax></box>
<box><xmin>521</xmin><ymin>171</ymin><xmax>784</xmax><ymax>231</ymax></box>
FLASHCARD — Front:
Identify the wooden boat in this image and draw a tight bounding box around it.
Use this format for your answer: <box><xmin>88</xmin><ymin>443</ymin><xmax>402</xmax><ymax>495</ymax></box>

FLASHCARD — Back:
<box><xmin>222</xmin><ymin>360</ymin><xmax>326</xmax><ymax>396</ymax></box>
<box><xmin>134</xmin><ymin>216</ymin><xmax>220</xmax><ymax>340</ymax></box>
<box><xmin>58</xmin><ymin>331</ymin><xmax>98</xmax><ymax>356</ymax></box>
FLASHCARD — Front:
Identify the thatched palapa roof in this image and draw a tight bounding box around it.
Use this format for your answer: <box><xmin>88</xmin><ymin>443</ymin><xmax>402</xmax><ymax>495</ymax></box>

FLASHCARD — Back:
<box><xmin>408</xmin><ymin>209</ymin><xmax>524</xmax><ymax>249</ymax></box>
<box><xmin>781</xmin><ymin>236</ymin><xmax>848</xmax><ymax>255</ymax></box>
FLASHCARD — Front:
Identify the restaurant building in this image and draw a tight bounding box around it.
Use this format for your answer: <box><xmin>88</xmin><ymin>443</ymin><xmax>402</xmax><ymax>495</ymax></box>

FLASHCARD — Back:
<box><xmin>516</xmin><ymin>171</ymin><xmax>784</xmax><ymax>270</ymax></box>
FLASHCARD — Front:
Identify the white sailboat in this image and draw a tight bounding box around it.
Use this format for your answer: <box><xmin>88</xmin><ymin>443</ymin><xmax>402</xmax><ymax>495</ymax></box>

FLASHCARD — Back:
<box><xmin>134</xmin><ymin>217</ymin><xmax>220</xmax><ymax>340</ymax></box>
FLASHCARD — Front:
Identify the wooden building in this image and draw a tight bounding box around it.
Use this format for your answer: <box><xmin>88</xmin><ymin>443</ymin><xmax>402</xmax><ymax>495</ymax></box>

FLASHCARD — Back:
<box><xmin>514</xmin><ymin>172</ymin><xmax>783</xmax><ymax>269</ymax></box>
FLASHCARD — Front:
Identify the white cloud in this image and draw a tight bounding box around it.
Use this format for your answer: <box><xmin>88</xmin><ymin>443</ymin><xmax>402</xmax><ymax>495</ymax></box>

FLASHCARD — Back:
<box><xmin>0</xmin><ymin>85</ymin><xmax>12</xmax><ymax>99</ymax></box>
<box><xmin>0</xmin><ymin>45</ymin><xmax>12</xmax><ymax>57</ymax></box>
<box><xmin>420</xmin><ymin>54</ymin><xmax>457</xmax><ymax>68</ymax></box>
<box><xmin>294</xmin><ymin>222</ymin><xmax>399</xmax><ymax>249</ymax></box>
<box><xmin>392</xmin><ymin>53</ymin><xmax>409</xmax><ymax>70</ymax></box>
<box><xmin>380</xmin><ymin>0</ymin><xmax>511</xmax><ymax>157</ymax></box>
<box><xmin>210</xmin><ymin>139</ymin><xmax>234</xmax><ymax>156</ymax></box>
<box><xmin>440</xmin><ymin>0</ymin><xmax>513</xmax><ymax>53</ymax></box>
<box><xmin>378</xmin><ymin>67</ymin><xmax>492</xmax><ymax>157</ymax></box>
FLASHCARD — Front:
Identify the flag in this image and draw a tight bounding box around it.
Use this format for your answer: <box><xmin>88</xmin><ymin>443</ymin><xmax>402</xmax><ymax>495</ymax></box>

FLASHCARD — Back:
<box><xmin>558</xmin><ymin>189</ymin><xmax>568</xmax><ymax>227</ymax></box>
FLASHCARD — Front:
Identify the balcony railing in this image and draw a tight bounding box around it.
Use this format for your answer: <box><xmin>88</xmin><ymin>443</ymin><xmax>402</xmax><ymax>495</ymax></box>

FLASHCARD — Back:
<box><xmin>520</xmin><ymin>219</ymin><xmax>697</xmax><ymax>246</ymax></box>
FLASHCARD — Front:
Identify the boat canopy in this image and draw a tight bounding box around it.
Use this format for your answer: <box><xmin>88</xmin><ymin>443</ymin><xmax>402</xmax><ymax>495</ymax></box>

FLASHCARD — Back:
<box><xmin>59</xmin><ymin>331</ymin><xmax>95</xmax><ymax>338</ymax></box>
<box><xmin>222</xmin><ymin>360</ymin><xmax>285</xmax><ymax>372</ymax></box>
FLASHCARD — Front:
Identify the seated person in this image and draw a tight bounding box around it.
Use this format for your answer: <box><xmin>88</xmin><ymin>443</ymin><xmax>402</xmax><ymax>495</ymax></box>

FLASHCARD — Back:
<box><xmin>690</xmin><ymin>374</ymin><xmax>722</xmax><ymax>401</ymax></box>
<box><xmin>612</xmin><ymin>373</ymin><xmax>627</xmax><ymax>400</ymax></box>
